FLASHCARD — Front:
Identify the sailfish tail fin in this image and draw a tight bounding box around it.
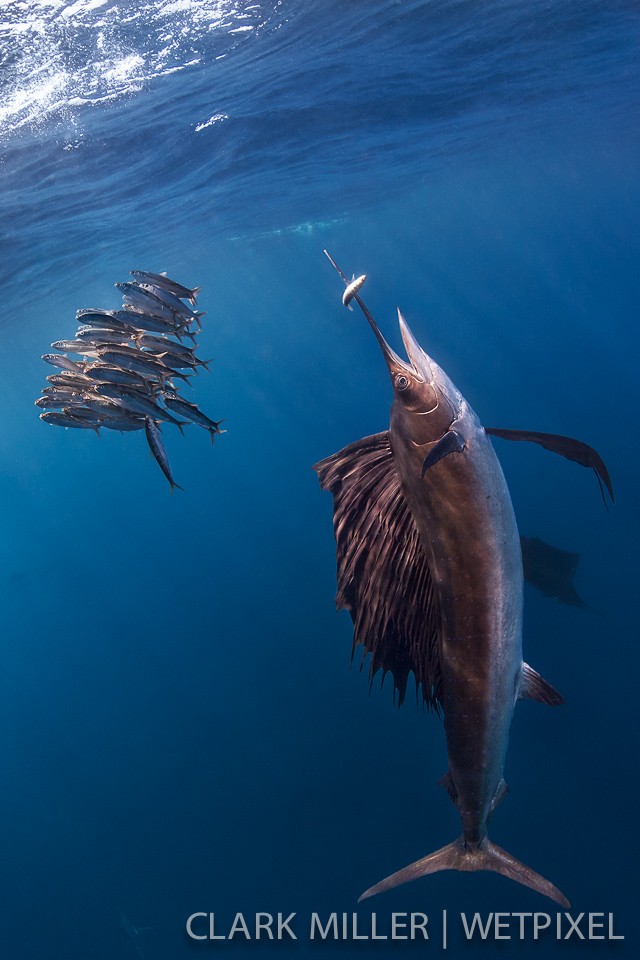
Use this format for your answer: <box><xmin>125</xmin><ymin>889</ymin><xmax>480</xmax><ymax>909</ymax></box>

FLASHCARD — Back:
<box><xmin>358</xmin><ymin>836</ymin><xmax>570</xmax><ymax>908</ymax></box>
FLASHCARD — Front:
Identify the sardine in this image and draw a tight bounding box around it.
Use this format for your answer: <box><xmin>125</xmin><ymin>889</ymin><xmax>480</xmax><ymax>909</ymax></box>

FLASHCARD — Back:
<box><xmin>46</xmin><ymin>373</ymin><xmax>94</xmax><ymax>389</ymax></box>
<box><xmin>144</xmin><ymin>416</ymin><xmax>183</xmax><ymax>492</ymax></box>
<box><xmin>79</xmin><ymin>397</ymin><xmax>131</xmax><ymax>416</ymax></box>
<box><xmin>130</xmin><ymin>269</ymin><xmax>200</xmax><ymax>305</ymax></box>
<box><xmin>41</xmin><ymin>385</ymin><xmax>90</xmax><ymax>398</ymax></box>
<box><xmin>342</xmin><ymin>274</ymin><xmax>367</xmax><ymax>310</ymax></box>
<box><xmin>50</xmin><ymin>340</ymin><xmax>101</xmax><ymax>356</ymax></box>
<box><xmin>84</xmin><ymin>363</ymin><xmax>156</xmax><ymax>390</ymax></box>
<box><xmin>35</xmin><ymin>394</ymin><xmax>86</xmax><ymax>408</ymax></box>
<box><xmin>75</xmin><ymin>310</ymin><xmax>138</xmax><ymax>332</ymax></box>
<box><xmin>97</xmin><ymin>347</ymin><xmax>192</xmax><ymax>384</ymax></box>
<box><xmin>116</xmin><ymin>283</ymin><xmax>182</xmax><ymax>322</ymax></box>
<box><xmin>162</xmin><ymin>393</ymin><xmax>224</xmax><ymax>444</ymax></box>
<box><xmin>42</xmin><ymin>354</ymin><xmax>86</xmax><ymax>374</ymax></box>
<box><xmin>154</xmin><ymin>350</ymin><xmax>211</xmax><ymax>371</ymax></box>
<box><xmin>136</xmin><ymin>283</ymin><xmax>204</xmax><ymax>325</ymax></box>
<box><xmin>75</xmin><ymin>327</ymin><xmax>133</xmax><ymax>344</ymax></box>
<box><xmin>40</xmin><ymin>411</ymin><xmax>99</xmax><ymax>432</ymax></box>
<box><xmin>132</xmin><ymin>334</ymin><xmax>196</xmax><ymax>359</ymax></box>
<box><xmin>120</xmin><ymin>307</ymin><xmax>188</xmax><ymax>337</ymax></box>
<box><xmin>94</xmin><ymin>384</ymin><xmax>188</xmax><ymax>432</ymax></box>
<box><xmin>62</xmin><ymin>404</ymin><xmax>131</xmax><ymax>422</ymax></box>
<box><xmin>101</xmin><ymin>418</ymin><xmax>146</xmax><ymax>432</ymax></box>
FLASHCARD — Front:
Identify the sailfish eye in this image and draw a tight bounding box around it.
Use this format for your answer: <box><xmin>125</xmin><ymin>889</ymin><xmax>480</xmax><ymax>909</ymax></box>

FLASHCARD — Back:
<box><xmin>395</xmin><ymin>374</ymin><xmax>410</xmax><ymax>391</ymax></box>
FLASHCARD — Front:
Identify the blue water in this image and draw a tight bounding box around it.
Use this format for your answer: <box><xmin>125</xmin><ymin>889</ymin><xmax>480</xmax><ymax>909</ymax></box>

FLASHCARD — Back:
<box><xmin>1</xmin><ymin>1</ymin><xmax>639</xmax><ymax>957</ymax></box>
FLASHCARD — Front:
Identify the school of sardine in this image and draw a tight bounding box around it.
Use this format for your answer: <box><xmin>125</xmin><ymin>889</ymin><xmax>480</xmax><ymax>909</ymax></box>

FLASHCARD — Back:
<box><xmin>36</xmin><ymin>270</ymin><xmax>225</xmax><ymax>491</ymax></box>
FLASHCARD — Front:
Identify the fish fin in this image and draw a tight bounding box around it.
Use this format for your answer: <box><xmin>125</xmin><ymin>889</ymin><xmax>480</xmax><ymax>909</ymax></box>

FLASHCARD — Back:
<box><xmin>520</xmin><ymin>535</ymin><xmax>590</xmax><ymax>609</ymax></box>
<box><xmin>358</xmin><ymin>836</ymin><xmax>569</xmax><ymax>908</ymax></box>
<box><xmin>485</xmin><ymin>427</ymin><xmax>614</xmax><ymax>505</ymax></box>
<box><xmin>440</xmin><ymin>774</ymin><xmax>507</xmax><ymax>814</ymax></box>
<box><xmin>314</xmin><ymin>432</ymin><xmax>441</xmax><ymax>708</ymax></box>
<box><xmin>519</xmin><ymin>663</ymin><xmax>564</xmax><ymax>705</ymax></box>
<box><xmin>489</xmin><ymin>778</ymin><xmax>509</xmax><ymax>814</ymax></box>
<box><xmin>439</xmin><ymin>772</ymin><xmax>458</xmax><ymax>805</ymax></box>
<box><xmin>346</xmin><ymin>303</ymin><xmax>354</xmax><ymax>312</ymax></box>
<box><xmin>421</xmin><ymin>430</ymin><xmax>465</xmax><ymax>477</ymax></box>
<box><xmin>170</xmin><ymin>481</ymin><xmax>185</xmax><ymax>494</ymax></box>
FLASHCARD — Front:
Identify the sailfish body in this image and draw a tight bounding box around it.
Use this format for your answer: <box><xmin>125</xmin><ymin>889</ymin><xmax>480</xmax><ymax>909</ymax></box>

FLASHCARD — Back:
<box><xmin>315</xmin><ymin>254</ymin><xmax>613</xmax><ymax>908</ymax></box>
<box><xmin>393</xmin><ymin>347</ymin><xmax>522</xmax><ymax>845</ymax></box>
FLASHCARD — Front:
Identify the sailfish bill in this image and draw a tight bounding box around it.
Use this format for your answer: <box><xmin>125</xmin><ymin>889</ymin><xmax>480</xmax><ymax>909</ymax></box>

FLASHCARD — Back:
<box><xmin>316</xmin><ymin>251</ymin><xmax>613</xmax><ymax>907</ymax></box>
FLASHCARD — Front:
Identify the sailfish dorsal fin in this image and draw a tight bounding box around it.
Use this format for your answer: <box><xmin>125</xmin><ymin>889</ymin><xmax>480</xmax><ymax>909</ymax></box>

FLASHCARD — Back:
<box><xmin>314</xmin><ymin>431</ymin><xmax>441</xmax><ymax>707</ymax></box>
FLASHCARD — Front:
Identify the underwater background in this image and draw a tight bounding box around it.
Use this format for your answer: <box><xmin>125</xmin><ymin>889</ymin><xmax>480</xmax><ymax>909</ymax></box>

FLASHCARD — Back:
<box><xmin>1</xmin><ymin>0</ymin><xmax>639</xmax><ymax>956</ymax></box>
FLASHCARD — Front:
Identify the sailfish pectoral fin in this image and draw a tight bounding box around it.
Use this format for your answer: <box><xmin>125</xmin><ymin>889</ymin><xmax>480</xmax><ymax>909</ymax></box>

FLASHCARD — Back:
<box><xmin>421</xmin><ymin>430</ymin><xmax>465</xmax><ymax>478</ymax></box>
<box><xmin>358</xmin><ymin>836</ymin><xmax>570</xmax><ymax>909</ymax></box>
<box><xmin>485</xmin><ymin>427</ymin><xmax>614</xmax><ymax>505</ymax></box>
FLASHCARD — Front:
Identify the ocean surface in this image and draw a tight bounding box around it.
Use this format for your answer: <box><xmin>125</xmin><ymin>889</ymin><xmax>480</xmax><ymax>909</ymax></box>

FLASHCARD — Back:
<box><xmin>1</xmin><ymin>1</ymin><xmax>639</xmax><ymax>957</ymax></box>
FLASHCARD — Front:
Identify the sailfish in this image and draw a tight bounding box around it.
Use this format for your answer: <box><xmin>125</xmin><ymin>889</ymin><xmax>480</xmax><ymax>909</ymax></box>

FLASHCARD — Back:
<box><xmin>314</xmin><ymin>252</ymin><xmax>613</xmax><ymax>907</ymax></box>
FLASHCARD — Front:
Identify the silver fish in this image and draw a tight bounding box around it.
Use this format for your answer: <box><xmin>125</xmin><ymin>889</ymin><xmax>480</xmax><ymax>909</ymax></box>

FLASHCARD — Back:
<box><xmin>79</xmin><ymin>397</ymin><xmax>130</xmax><ymax>415</ymax></box>
<box><xmin>75</xmin><ymin>327</ymin><xmax>133</xmax><ymax>344</ymax></box>
<box><xmin>42</xmin><ymin>354</ymin><xmax>86</xmax><ymax>374</ymax></box>
<box><xmin>132</xmin><ymin>333</ymin><xmax>196</xmax><ymax>359</ymax></box>
<box><xmin>40</xmin><ymin>411</ymin><xmax>99</xmax><ymax>432</ymax></box>
<box><xmin>116</xmin><ymin>283</ymin><xmax>182</xmax><ymax>322</ymax></box>
<box><xmin>46</xmin><ymin>373</ymin><xmax>94</xmax><ymax>389</ymax></box>
<box><xmin>162</xmin><ymin>393</ymin><xmax>224</xmax><ymax>444</ymax></box>
<box><xmin>136</xmin><ymin>283</ymin><xmax>203</xmax><ymax>325</ymax></box>
<box><xmin>62</xmin><ymin>404</ymin><xmax>131</xmax><ymax>422</ymax></box>
<box><xmin>101</xmin><ymin>418</ymin><xmax>146</xmax><ymax>432</ymax></box>
<box><xmin>121</xmin><ymin>280</ymin><xmax>202</xmax><ymax>323</ymax></box>
<box><xmin>35</xmin><ymin>394</ymin><xmax>86</xmax><ymax>408</ymax></box>
<box><xmin>154</xmin><ymin>350</ymin><xmax>211</xmax><ymax>371</ymax></box>
<box><xmin>75</xmin><ymin>310</ymin><xmax>138</xmax><ymax>332</ymax></box>
<box><xmin>130</xmin><ymin>270</ymin><xmax>199</xmax><ymax>305</ymax></box>
<box><xmin>342</xmin><ymin>273</ymin><xmax>367</xmax><ymax>310</ymax></box>
<box><xmin>84</xmin><ymin>363</ymin><xmax>156</xmax><ymax>390</ymax></box>
<box><xmin>94</xmin><ymin>383</ymin><xmax>164</xmax><ymax>415</ymax></box>
<box><xmin>120</xmin><ymin>307</ymin><xmax>188</xmax><ymax>338</ymax></box>
<box><xmin>50</xmin><ymin>340</ymin><xmax>100</xmax><ymax>356</ymax></box>
<box><xmin>144</xmin><ymin>416</ymin><xmax>183</xmax><ymax>493</ymax></box>
<box><xmin>94</xmin><ymin>384</ymin><xmax>188</xmax><ymax>431</ymax></box>
<box><xmin>41</xmin><ymin>385</ymin><xmax>90</xmax><ymax>398</ymax></box>
<box><xmin>97</xmin><ymin>347</ymin><xmax>192</xmax><ymax>384</ymax></box>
